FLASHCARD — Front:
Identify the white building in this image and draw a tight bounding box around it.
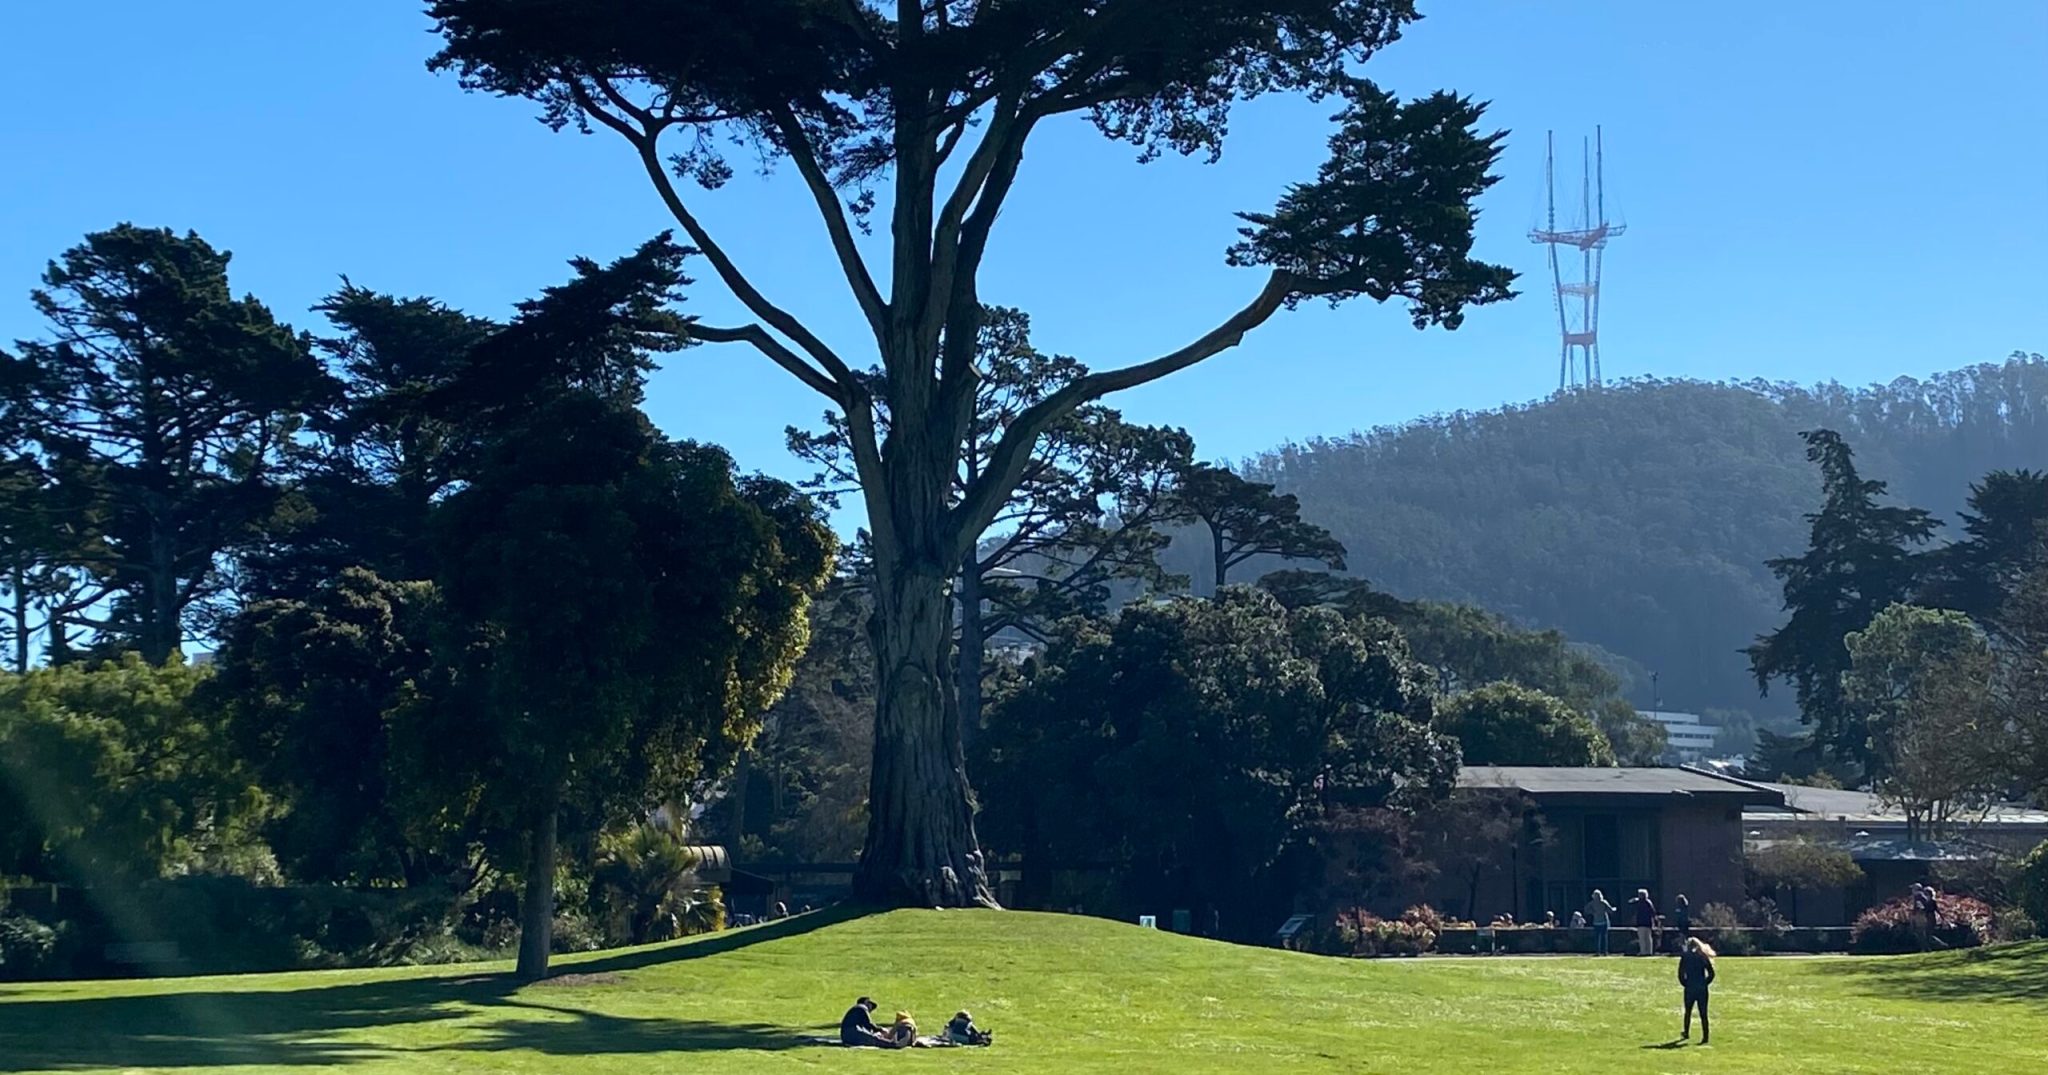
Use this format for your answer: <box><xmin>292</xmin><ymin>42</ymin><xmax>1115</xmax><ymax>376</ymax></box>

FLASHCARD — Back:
<box><xmin>1637</xmin><ymin>710</ymin><xmax>1717</xmax><ymax>762</ymax></box>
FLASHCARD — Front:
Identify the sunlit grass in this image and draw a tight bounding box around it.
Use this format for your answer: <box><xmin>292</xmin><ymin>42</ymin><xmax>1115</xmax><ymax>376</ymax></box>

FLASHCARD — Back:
<box><xmin>1</xmin><ymin>909</ymin><xmax>2043</xmax><ymax>1073</ymax></box>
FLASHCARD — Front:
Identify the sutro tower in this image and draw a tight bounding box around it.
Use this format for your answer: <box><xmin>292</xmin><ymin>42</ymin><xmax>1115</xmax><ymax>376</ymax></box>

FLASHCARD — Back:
<box><xmin>1528</xmin><ymin>127</ymin><xmax>1625</xmax><ymax>390</ymax></box>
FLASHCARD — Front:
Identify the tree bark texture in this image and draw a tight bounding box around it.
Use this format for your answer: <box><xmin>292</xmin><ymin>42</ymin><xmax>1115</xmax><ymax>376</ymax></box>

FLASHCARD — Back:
<box><xmin>855</xmin><ymin>553</ymin><xmax>994</xmax><ymax>907</ymax></box>
<box><xmin>515</xmin><ymin>803</ymin><xmax>559</xmax><ymax>981</ymax></box>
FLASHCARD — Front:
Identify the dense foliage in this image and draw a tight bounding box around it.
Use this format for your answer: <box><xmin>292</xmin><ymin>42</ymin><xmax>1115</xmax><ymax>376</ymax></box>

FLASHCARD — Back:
<box><xmin>0</xmin><ymin>657</ymin><xmax>258</xmax><ymax>885</ymax></box>
<box><xmin>0</xmin><ymin>226</ymin><xmax>332</xmax><ymax>664</ymax></box>
<box><xmin>1842</xmin><ymin>605</ymin><xmax>2009</xmax><ymax>835</ymax></box>
<box><xmin>0</xmin><ymin>227</ymin><xmax>834</xmax><ymax>981</ymax></box>
<box><xmin>1435</xmin><ymin>682</ymin><xmax>1614</xmax><ymax>767</ymax></box>
<box><xmin>977</xmin><ymin>587</ymin><xmax>1456</xmax><ymax>937</ymax></box>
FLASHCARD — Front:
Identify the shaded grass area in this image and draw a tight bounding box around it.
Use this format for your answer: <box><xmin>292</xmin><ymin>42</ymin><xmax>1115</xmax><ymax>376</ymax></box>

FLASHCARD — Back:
<box><xmin>1</xmin><ymin>911</ymin><xmax>2043</xmax><ymax>1074</ymax></box>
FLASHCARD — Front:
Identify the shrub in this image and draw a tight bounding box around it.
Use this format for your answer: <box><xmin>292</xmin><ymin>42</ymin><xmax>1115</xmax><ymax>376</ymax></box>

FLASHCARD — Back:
<box><xmin>2019</xmin><ymin>841</ymin><xmax>2048</xmax><ymax>930</ymax></box>
<box><xmin>1400</xmin><ymin>905</ymin><xmax>1446</xmax><ymax>934</ymax></box>
<box><xmin>1694</xmin><ymin>902</ymin><xmax>1759</xmax><ymax>956</ymax></box>
<box><xmin>1750</xmin><ymin>839</ymin><xmax>1865</xmax><ymax>892</ymax></box>
<box><xmin>1991</xmin><ymin>905</ymin><xmax>2037</xmax><ymax>943</ymax></box>
<box><xmin>1330</xmin><ymin>908</ymin><xmax>1438</xmax><ymax>958</ymax></box>
<box><xmin>589</xmin><ymin>820</ymin><xmax>725</xmax><ymax>946</ymax></box>
<box><xmin>0</xmin><ymin>915</ymin><xmax>60</xmax><ymax>981</ymax></box>
<box><xmin>1852</xmin><ymin>893</ymin><xmax>1995</xmax><ymax>953</ymax></box>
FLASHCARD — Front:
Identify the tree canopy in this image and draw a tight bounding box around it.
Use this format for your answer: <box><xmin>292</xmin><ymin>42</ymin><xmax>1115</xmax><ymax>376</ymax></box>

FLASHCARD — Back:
<box><xmin>1435</xmin><ymin>681</ymin><xmax>1615</xmax><ymax>768</ymax></box>
<box><xmin>0</xmin><ymin>225</ymin><xmax>332</xmax><ymax>663</ymax></box>
<box><xmin>1844</xmin><ymin>604</ymin><xmax>2010</xmax><ymax>837</ymax></box>
<box><xmin>977</xmin><ymin>586</ymin><xmax>1455</xmax><ymax>935</ymax></box>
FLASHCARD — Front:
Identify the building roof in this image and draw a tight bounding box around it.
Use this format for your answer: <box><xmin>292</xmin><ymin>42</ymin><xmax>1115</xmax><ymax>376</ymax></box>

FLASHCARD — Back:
<box><xmin>1749</xmin><ymin>835</ymin><xmax>2000</xmax><ymax>863</ymax></box>
<box><xmin>1747</xmin><ymin>783</ymin><xmax>2048</xmax><ymax>826</ymax></box>
<box><xmin>1457</xmin><ymin>766</ymin><xmax>1784</xmax><ymax>806</ymax></box>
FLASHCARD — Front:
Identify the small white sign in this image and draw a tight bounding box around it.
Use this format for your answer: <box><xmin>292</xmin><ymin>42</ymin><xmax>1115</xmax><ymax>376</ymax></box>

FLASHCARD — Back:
<box><xmin>1138</xmin><ymin>915</ymin><xmax>1157</xmax><ymax>928</ymax></box>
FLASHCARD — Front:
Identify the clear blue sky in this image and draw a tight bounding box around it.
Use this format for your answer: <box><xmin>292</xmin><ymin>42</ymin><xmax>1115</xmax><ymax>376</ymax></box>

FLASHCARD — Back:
<box><xmin>4</xmin><ymin>2</ymin><xmax>2044</xmax><ymax>518</ymax></box>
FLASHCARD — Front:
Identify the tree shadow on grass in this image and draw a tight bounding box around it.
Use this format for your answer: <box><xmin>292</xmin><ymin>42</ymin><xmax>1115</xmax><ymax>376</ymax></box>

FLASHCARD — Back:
<box><xmin>567</xmin><ymin>902</ymin><xmax>874</xmax><ymax>975</ymax></box>
<box><xmin>1831</xmin><ymin>942</ymin><xmax>2048</xmax><ymax>1004</ymax></box>
<box><xmin>445</xmin><ymin>1000</ymin><xmax>817</xmax><ymax>1056</ymax></box>
<box><xmin>0</xmin><ymin>905</ymin><xmax>877</xmax><ymax>1070</ymax></box>
<box><xmin>0</xmin><ymin>973</ymin><xmax>511</xmax><ymax>1071</ymax></box>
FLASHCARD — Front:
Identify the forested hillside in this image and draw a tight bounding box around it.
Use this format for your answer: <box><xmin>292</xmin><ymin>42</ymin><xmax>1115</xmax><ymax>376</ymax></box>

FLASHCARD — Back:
<box><xmin>1198</xmin><ymin>354</ymin><xmax>2048</xmax><ymax>717</ymax></box>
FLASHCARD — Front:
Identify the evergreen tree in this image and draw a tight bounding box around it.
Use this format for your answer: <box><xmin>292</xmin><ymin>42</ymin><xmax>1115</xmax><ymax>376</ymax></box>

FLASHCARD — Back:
<box><xmin>1746</xmin><ymin>430</ymin><xmax>1940</xmax><ymax>776</ymax></box>
<box><xmin>0</xmin><ymin>225</ymin><xmax>333</xmax><ymax>662</ymax></box>
<box><xmin>412</xmin><ymin>240</ymin><xmax>834</xmax><ymax>980</ymax></box>
<box><xmin>1174</xmin><ymin>464</ymin><xmax>1347</xmax><ymax>590</ymax></box>
<box><xmin>1920</xmin><ymin>469</ymin><xmax>2048</xmax><ymax>634</ymax></box>
<box><xmin>244</xmin><ymin>285</ymin><xmax>496</xmax><ymax>597</ymax></box>
<box><xmin>428</xmin><ymin>0</ymin><xmax>1513</xmax><ymax>906</ymax></box>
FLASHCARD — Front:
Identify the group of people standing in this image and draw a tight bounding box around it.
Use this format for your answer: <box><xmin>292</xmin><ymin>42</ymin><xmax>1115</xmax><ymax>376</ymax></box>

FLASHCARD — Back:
<box><xmin>1579</xmin><ymin>888</ymin><xmax>1690</xmax><ymax>956</ymax></box>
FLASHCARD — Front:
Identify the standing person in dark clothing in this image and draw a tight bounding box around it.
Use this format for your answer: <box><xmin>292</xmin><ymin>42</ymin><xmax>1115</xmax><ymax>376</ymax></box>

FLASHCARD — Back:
<box><xmin>1669</xmin><ymin>894</ymin><xmax>1692</xmax><ymax>951</ymax></box>
<box><xmin>1630</xmin><ymin>889</ymin><xmax>1659</xmax><ymax>956</ymax></box>
<box><xmin>840</xmin><ymin>997</ymin><xmax>891</xmax><ymax>1046</ymax></box>
<box><xmin>1677</xmin><ymin>938</ymin><xmax>1717</xmax><ymax>1044</ymax></box>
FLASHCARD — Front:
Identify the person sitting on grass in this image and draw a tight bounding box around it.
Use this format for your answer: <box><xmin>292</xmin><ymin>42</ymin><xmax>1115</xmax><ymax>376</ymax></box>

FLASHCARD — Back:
<box><xmin>890</xmin><ymin>1011</ymin><xmax>921</xmax><ymax>1048</ymax></box>
<box><xmin>839</xmin><ymin>997</ymin><xmax>891</xmax><ymax>1047</ymax></box>
<box><xmin>1678</xmin><ymin>937</ymin><xmax>1717</xmax><ymax>1044</ymax></box>
<box><xmin>946</xmin><ymin>1010</ymin><xmax>994</xmax><ymax>1046</ymax></box>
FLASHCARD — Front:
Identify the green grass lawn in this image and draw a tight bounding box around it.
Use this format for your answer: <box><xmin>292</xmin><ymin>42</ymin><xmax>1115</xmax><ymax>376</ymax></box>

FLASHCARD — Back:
<box><xmin>2</xmin><ymin>909</ymin><xmax>2043</xmax><ymax>1074</ymax></box>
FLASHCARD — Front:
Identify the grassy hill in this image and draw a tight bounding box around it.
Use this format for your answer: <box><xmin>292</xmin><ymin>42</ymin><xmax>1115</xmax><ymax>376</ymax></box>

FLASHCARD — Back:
<box><xmin>2</xmin><ymin>909</ymin><xmax>2044</xmax><ymax>1073</ymax></box>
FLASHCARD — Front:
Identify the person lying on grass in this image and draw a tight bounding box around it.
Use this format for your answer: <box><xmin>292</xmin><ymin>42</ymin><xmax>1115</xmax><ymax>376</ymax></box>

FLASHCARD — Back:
<box><xmin>946</xmin><ymin>1010</ymin><xmax>994</xmax><ymax>1046</ymax></box>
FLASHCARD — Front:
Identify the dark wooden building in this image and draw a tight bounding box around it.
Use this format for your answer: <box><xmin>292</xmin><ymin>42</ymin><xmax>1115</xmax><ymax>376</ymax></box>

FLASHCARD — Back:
<box><xmin>1453</xmin><ymin>767</ymin><xmax>1785</xmax><ymax>922</ymax></box>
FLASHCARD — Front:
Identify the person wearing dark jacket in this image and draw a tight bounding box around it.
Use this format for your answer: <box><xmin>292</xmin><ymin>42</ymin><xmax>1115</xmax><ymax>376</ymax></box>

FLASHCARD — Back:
<box><xmin>1678</xmin><ymin>938</ymin><xmax>1717</xmax><ymax>1044</ymax></box>
<box><xmin>1670</xmin><ymin>895</ymin><xmax>1692</xmax><ymax>946</ymax></box>
<box><xmin>840</xmin><ymin>997</ymin><xmax>890</xmax><ymax>1046</ymax></box>
<box><xmin>1630</xmin><ymin>889</ymin><xmax>1659</xmax><ymax>956</ymax></box>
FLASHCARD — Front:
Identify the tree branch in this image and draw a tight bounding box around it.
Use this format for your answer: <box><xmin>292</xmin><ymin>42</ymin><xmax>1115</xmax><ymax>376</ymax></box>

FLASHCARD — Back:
<box><xmin>566</xmin><ymin>80</ymin><xmax>861</xmax><ymax>394</ymax></box>
<box><xmin>691</xmin><ymin>324</ymin><xmax>846</xmax><ymax>404</ymax></box>
<box><xmin>765</xmin><ymin>104</ymin><xmax>890</xmax><ymax>346</ymax></box>
<box><xmin>949</xmin><ymin>270</ymin><xmax>1299</xmax><ymax>554</ymax></box>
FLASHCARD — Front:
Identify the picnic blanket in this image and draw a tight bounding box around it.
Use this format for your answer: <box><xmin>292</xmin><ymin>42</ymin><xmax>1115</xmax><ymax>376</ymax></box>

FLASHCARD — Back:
<box><xmin>804</xmin><ymin>1035</ymin><xmax>958</xmax><ymax>1048</ymax></box>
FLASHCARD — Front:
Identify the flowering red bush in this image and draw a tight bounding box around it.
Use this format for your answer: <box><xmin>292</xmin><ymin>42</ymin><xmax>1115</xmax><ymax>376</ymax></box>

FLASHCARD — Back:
<box><xmin>1851</xmin><ymin>893</ymin><xmax>1994</xmax><ymax>953</ymax></box>
<box><xmin>1327</xmin><ymin>907</ymin><xmax>1439</xmax><ymax>957</ymax></box>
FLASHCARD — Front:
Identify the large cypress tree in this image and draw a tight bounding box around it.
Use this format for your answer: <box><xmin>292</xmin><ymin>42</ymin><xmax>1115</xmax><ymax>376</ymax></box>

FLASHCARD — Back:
<box><xmin>427</xmin><ymin>1</ymin><xmax>1514</xmax><ymax>905</ymax></box>
<box><xmin>1746</xmin><ymin>430</ymin><xmax>1939</xmax><ymax>776</ymax></box>
<box><xmin>0</xmin><ymin>225</ymin><xmax>333</xmax><ymax>662</ymax></box>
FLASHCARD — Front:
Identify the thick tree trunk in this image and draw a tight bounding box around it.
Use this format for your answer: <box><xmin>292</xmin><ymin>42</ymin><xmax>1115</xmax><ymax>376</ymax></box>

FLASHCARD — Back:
<box><xmin>855</xmin><ymin>554</ymin><xmax>994</xmax><ymax>907</ymax></box>
<box><xmin>516</xmin><ymin>802</ymin><xmax>559</xmax><ymax>981</ymax></box>
<box><xmin>1210</xmin><ymin>525</ymin><xmax>1229</xmax><ymax>592</ymax></box>
<box><xmin>956</xmin><ymin>553</ymin><xmax>986</xmax><ymax>751</ymax></box>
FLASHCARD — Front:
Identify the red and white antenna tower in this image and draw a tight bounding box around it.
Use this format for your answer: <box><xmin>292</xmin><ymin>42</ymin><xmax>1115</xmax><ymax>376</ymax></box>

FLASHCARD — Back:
<box><xmin>1529</xmin><ymin>127</ymin><xmax>1624</xmax><ymax>390</ymax></box>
